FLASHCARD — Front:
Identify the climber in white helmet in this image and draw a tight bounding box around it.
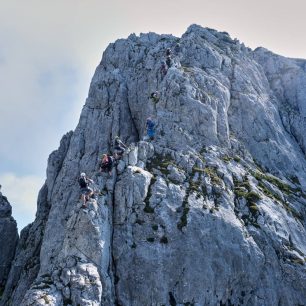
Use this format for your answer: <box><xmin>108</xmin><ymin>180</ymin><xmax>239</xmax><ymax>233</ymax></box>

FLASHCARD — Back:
<box><xmin>78</xmin><ymin>172</ymin><xmax>94</xmax><ymax>208</ymax></box>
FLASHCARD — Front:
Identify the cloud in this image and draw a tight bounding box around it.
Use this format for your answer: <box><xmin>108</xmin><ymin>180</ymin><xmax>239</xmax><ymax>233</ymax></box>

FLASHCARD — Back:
<box><xmin>0</xmin><ymin>173</ymin><xmax>44</xmax><ymax>231</ymax></box>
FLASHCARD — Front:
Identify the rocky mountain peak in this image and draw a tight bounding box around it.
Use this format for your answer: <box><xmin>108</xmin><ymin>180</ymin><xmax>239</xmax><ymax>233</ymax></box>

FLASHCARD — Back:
<box><xmin>1</xmin><ymin>25</ymin><xmax>305</xmax><ymax>305</ymax></box>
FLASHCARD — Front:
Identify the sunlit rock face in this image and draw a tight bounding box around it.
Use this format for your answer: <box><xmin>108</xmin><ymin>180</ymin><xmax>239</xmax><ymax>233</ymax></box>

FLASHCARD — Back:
<box><xmin>1</xmin><ymin>24</ymin><xmax>306</xmax><ymax>306</ymax></box>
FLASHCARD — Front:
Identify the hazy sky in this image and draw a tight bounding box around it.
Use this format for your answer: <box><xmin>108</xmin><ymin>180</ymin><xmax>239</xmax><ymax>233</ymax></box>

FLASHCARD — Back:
<box><xmin>1</xmin><ymin>0</ymin><xmax>305</xmax><ymax>231</ymax></box>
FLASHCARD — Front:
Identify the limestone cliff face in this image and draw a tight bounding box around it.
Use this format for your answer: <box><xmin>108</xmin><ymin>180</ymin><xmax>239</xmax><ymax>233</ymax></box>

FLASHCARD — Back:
<box><xmin>1</xmin><ymin>24</ymin><xmax>306</xmax><ymax>306</ymax></box>
<box><xmin>0</xmin><ymin>192</ymin><xmax>18</xmax><ymax>296</ymax></box>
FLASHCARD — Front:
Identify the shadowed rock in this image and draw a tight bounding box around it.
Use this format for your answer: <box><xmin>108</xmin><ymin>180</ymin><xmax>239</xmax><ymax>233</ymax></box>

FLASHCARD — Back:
<box><xmin>0</xmin><ymin>192</ymin><xmax>18</xmax><ymax>297</ymax></box>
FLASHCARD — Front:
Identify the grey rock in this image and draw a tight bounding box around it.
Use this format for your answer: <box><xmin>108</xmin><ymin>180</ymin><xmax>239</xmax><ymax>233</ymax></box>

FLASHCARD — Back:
<box><xmin>128</xmin><ymin>146</ymin><xmax>138</xmax><ymax>166</ymax></box>
<box><xmin>1</xmin><ymin>132</ymin><xmax>71</xmax><ymax>306</ymax></box>
<box><xmin>2</xmin><ymin>24</ymin><xmax>306</xmax><ymax>306</ymax></box>
<box><xmin>167</xmin><ymin>165</ymin><xmax>186</xmax><ymax>184</ymax></box>
<box><xmin>116</xmin><ymin>160</ymin><xmax>126</xmax><ymax>174</ymax></box>
<box><xmin>0</xmin><ymin>193</ymin><xmax>18</xmax><ymax>293</ymax></box>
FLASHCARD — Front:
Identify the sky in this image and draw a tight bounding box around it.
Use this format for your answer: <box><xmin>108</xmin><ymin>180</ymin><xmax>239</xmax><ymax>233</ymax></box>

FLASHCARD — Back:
<box><xmin>1</xmin><ymin>0</ymin><xmax>306</xmax><ymax>231</ymax></box>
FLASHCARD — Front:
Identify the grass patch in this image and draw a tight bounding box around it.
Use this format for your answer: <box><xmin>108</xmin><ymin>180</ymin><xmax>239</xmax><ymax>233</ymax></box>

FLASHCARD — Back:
<box><xmin>177</xmin><ymin>206</ymin><xmax>190</xmax><ymax>231</ymax></box>
<box><xmin>222</xmin><ymin>155</ymin><xmax>232</xmax><ymax>163</ymax></box>
<box><xmin>42</xmin><ymin>296</ymin><xmax>50</xmax><ymax>304</ymax></box>
<box><xmin>258</xmin><ymin>183</ymin><xmax>304</xmax><ymax>221</ymax></box>
<box><xmin>240</xmin><ymin>180</ymin><xmax>251</xmax><ymax>191</ymax></box>
<box><xmin>147</xmin><ymin>153</ymin><xmax>174</xmax><ymax>176</ymax></box>
<box><xmin>291</xmin><ymin>258</ymin><xmax>305</xmax><ymax>265</ymax></box>
<box><xmin>204</xmin><ymin>167</ymin><xmax>223</xmax><ymax>185</ymax></box>
<box><xmin>234</xmin><ymin>178</ymin><xmax>262</xmax><ymax>203</ymax></box>
<box><xmin>245</xmin><ymin>191</ymin><xmax>261</xmax><ymax>202</ymax></box>
<box><xmin>189</xmin><ymin>180</ymin><xmax>201</xmax><ymax>193</ymax></box>
<box><xmin>233</xmin><ymin>156</ymin><xmax>241</xmax><ymax>162</ymax></box>
<box><xmin>190</xmin><ymin>167</ymin><xmax>207</xmax><ymax>198</ymax></box>
<box><xmin>283</xmin><ymin>202</ymin><xmax>304</xmax><ymax>221</ymax></box>
<box><xmin>252</xmin><ymin>171</ymin><xmax>292</xmax><ymax>194</ymax></box>
<box><xmin>233</xmin><ymin>177</ymin><xmax>262</xmax><ymax>229</ymax></box>
<box><xmin>193</xmin><ymin>167</ymin><xmax>206</xmax><ymax>173</ymax></box>
<box><xmin>234</xmin><ymin>188</ymin><xmax>248</xmax><ymax>198</ymax></box>
<box><xmin>182</xmin><ymin>66</ymin><xmax>193</xmax><ymax>73</ymax></box>
<box><xmin>258</xmin><ymin>181</ymin><xmax>282</xmax><ymax>202</ymax></box>
<box><xmin>249</xmin><ymin>204</ymin><xmax>259</xmax><ymax>213</ymax></box>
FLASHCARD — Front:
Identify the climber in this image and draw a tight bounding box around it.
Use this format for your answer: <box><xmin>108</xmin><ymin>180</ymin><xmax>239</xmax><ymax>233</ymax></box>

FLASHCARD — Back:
<box><xmin>146</xmin><ymin>117</ymin><xmax>156</xmax><ymax>140</ymax></box>
<box><xmin>166</xmin><ymin>48</ymin><xmax>172</xmax><ymax>56</ymax></box>
<box><xmin>114</xmin><ymin>136</ymin><xmax>127</xmax><ymax>159</ymax></box>
<box><xmin>161</xmin><ymin>61</ymin><xmax>168</xmax><ymax>76</ymax></box>
<box><xmin>174</xmin><ymin>43</ymin><xmax>180</xmax><ymax>54</ymax></box>
<box><xmin>150</xmin><ymin>91</ymin><xmax>159</xmax><ymax>103</ymax></box>
<box><xmin>166</xmin><ymin>55</ymin><xmax>172</xmax><ymax>68</ymax></box>
<box><xmin>99</xmin><ymin>154</ymin><xmax>114</xmax><ymax>175</ymax></box>
<box><xmin>79</xmin><ymin>172</ymin><xmax>94</xmax><ymax>208</ymax></box>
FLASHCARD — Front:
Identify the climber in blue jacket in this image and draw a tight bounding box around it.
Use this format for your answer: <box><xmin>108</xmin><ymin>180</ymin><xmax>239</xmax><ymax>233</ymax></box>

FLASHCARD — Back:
<box><xmin>146</xmin><ymin>117</ymin><xmax>156</xmax><ymax>140</ymax></box>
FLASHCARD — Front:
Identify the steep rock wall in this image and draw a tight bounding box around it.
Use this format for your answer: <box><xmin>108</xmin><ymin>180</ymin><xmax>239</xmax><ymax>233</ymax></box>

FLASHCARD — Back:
<box><xmin>2</xmin><ymin>24</ymin><xmax>306</xmax><ymax>306</ymax></box>
<box><xmin>0</xmin><ymin>192</ymin><xmax>18</xmax><ymax>297</ymax></box>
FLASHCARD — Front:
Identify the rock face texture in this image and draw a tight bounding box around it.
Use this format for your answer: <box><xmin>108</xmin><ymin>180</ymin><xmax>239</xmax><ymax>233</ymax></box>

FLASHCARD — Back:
<box><xmin>1</xmin><ymin>24</ymin><xmax>306</xmax><ymax>305</ymax></box>
<box><xmin>0</xmin><ymin>192</ymin><xmax>18</xmax><ymax>297</ymax></box>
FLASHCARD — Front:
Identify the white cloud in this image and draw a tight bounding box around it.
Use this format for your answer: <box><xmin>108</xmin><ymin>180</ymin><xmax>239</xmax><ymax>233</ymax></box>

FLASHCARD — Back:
<box><xmin>0</xmin><ymin>173</ymin><xmax>44</xmax><ymax>231</ymax></box>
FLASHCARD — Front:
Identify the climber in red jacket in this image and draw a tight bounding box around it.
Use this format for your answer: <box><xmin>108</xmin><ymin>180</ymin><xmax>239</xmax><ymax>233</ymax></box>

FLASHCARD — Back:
<box><xmin>99</xmin><ymin>154</ymin><xmax>114</xmax><ymax>175</ymax></box>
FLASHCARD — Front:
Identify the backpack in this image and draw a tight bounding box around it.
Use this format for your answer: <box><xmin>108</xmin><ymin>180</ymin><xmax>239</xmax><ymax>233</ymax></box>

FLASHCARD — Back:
<box><xmin>102</xmin><ymin>156</ymin><xmax>114</xmax><ymax>167</ymax></box>
<box><xmin>79</xmin><ymin>177</ymin><xmax>88</xmax><ymax>188</ymax></box>
<box><xmin>108</xmin><ymin>156</ymin><xmax>114</xmax><ymax>166</ymax></box>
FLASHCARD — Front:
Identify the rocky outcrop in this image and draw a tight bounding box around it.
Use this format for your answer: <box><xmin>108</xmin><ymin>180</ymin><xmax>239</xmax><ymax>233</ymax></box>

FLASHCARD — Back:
<box><xmin>2</xmin><ymin>24</ymin><xmax>306</xmax><ymax>305</ymax></box>
<box><xmin>0</xmin><ymin>133</ymin><xmax>72</xmax><ymax>306</ymax></box>
<box><xmin>113</xmin><ymin>143</ymin><xmax>306</xmax><ymax>305</ymax></box>
<box><xmin>0</xmin><ymin>192</ymin><xmax>18</xmax><ymax>297</ymax></box>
